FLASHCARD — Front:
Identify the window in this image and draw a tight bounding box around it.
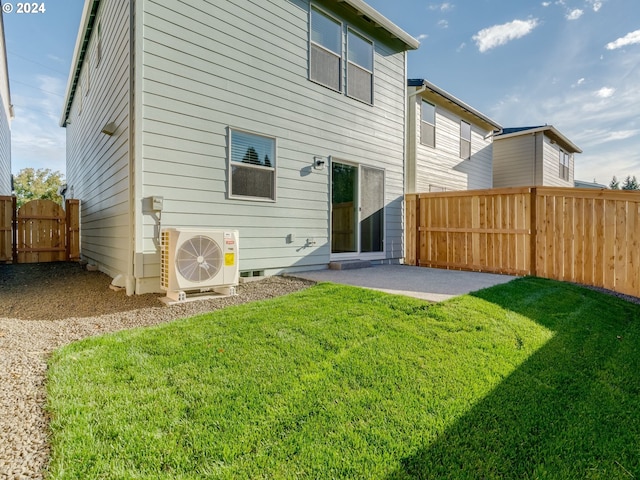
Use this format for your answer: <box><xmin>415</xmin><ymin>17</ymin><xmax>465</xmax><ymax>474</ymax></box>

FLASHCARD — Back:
<box><xmin>460</xmin><ymin>120</ymin><xmax>471</xmax><ymax>159</ymax></box>
<box><xmin>347</xmin><ymin>29</ymin><xmax>373</xmax><ymax>104</ymax></box>
<box><xmin>559</xmin><ymin>149</ymin><xmax>570</xmax><ymax>180</ymax></box>
<box><xmin>229</xmin><ymin>129</ymin><xmax>276</xmax><ymax>201</ymax></box>
<box><xmin>310</xmin><ymin>7</ymin><xmax>342</xmax><ymax>92</ymax></box>
<box><xmin>420</xmin><ymin>100</ymin><xmax>436</xmax><ymax>147</ymax></box>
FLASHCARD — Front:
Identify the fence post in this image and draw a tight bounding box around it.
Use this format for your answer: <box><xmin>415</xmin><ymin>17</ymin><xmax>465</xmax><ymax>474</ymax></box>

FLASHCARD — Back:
<box><xmin>415</xmin><ymin>195</ymin><xmax>421</xmax><ymax>266</ymax></box>
<box><xmin>529</xmin><ymin>187</ymin><xmax>537</xmax><ymax>277</ymax></box>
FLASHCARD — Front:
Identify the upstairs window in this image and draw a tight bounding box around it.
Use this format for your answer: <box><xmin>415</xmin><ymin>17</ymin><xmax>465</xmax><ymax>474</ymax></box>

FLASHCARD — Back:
<box><xmin>347</xmin><ymin>29</ymin><xmax>373</xmax><ymax>104</ymax></box>
<box><xmin>420</xmin><ymin>100</ymin><xmax>436</xmax><ymax>147</ymax></box>
<box><xmin>559</xmin><ymin>149</ymin><xmax>570</xmax><ymax>181</ymax></box>
<box><xmin>460</xmin><ymin>120</ymin><xmax>471</xmax><ymax>159</ymax></box>
<box><xmin>310</xmin><ymin>7</ymin><xmax>342</xmax><ymax>92</ymax></box>
<box><xmin>229</xmin><ymin>129</ymin><xmax>276</xmax><ymax>201</ymax></box>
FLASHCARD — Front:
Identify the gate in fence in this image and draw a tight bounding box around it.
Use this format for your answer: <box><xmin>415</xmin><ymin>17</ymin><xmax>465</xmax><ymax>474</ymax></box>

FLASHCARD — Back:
<box><xmin>0</xmin><ymin>196</ymin><xmax>80</xmax><ymax>264</ymax></box>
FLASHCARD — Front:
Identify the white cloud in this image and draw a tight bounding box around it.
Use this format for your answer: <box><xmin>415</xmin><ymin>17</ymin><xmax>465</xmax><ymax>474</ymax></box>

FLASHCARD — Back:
<box><xmin>456</xmin><ymin>42</ymin><xmax>466</xmax><ymax>52</ymax></box>
<box><xmin>586</xmin><ymin>0</ymin><xmax>603</xmax><ymax>12</ymax></box>
<box><xmin>572</xmin><ymin>77</ymin><xmax>586</xmax><ymax>87</ymax></box>
<box><xmin>429</xmin><ymin>2</ymin><xmax>453</xmax><ymax>11</ymax></box>
<box><xmin>473</xmin><ymin>19</ymin><xmax>539</xmax><ymax>53</ymax></box>
<box><xmin>606</xmin><ymin>30</ymin><xmax>640</xmax><ymax>50</ymax></box>
<box><xmin>595</xmin><ymin>87</ymin><xmax>615</xmax><ymax>98</ymax></box>
<box><xmin>416</xmin><ymin>33</ymin><xmax>429</xmax><ymax>41</ymax></box>
<box><xmin>438</xmin><ymin>19</ymin><xmax>449</xmax><ymax>29</ymax></box>
<box><xmin>566</xmin><ymin>9</ymin><xmax>584</xmax><ymax>20</ymax></box>
<box><xmin>542</xmin><ymin>2</ymin><xmax>551</xmax><ymax>6</ymax></box>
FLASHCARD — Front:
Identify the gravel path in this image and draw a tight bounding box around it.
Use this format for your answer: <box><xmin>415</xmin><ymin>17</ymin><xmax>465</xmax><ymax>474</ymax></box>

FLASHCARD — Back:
<box><xmin>0</xmin><ymin>262</ymin><xmax>313</xmax><ymax>480</ymax></box>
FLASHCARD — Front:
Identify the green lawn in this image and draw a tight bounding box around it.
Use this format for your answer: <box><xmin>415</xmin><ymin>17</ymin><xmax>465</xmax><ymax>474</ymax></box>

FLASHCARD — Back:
<box><xmin>46</xmin><ymin>277</ymin><xmax>640</xmax><ymax>479</ymax></box>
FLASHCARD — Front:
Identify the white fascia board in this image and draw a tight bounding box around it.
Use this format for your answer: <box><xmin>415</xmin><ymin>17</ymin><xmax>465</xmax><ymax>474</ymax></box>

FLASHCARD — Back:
<box><xmin>340</xmin><ymin>0</ymin><xmax>420</xmax><ymax>50</ymax></box>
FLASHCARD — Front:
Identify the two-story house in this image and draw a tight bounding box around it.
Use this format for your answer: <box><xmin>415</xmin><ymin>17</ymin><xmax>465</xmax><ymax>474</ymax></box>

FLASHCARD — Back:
<box><xmin>60</xmin><ymin>0</ymin><xmax>419</xmax><ymax>294</ymax></box>
<box><xmin>406</xmin><ymin>79</ymin><xmax>502</xmax><ymax>193</ymax></box>
<box><xmin>493</xmin><ymin>125</ymin><xmax>582</xmax><ymax>187</ymax></box>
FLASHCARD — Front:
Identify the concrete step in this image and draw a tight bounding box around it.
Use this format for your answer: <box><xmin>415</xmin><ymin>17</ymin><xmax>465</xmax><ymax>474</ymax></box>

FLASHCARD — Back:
<box><xmin>328</xmin><ymin>260</ymin><xmax>371</xmax><ymax>270</ymax></box>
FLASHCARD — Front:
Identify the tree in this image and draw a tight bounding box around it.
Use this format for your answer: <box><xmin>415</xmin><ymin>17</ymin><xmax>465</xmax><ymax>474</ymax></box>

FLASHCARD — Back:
<box><xmin>242</xmin><ymin>147</ymin><xmax>260</xmax><ymax>165</ymax></box>
<box><xmin>13</xmin><ymin>168</ymin><xmax>65</xmax><ymax>208</ymax></box>
<box><xmin>609</xmin><ymin>176</ymin><xmax>620</xmax><ymax>190</ymax></box>
<box><xmin>621</xmin><ymin>175</ymin><xmax>640</xmax><ymax>190</ymax></box>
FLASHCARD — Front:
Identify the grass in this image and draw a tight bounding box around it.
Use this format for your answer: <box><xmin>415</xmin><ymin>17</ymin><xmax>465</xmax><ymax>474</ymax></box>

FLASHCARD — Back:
<box><xmin>46</xmin><ymin>277</ymin><xmax>640</xmax><ymax>479</ymax></box>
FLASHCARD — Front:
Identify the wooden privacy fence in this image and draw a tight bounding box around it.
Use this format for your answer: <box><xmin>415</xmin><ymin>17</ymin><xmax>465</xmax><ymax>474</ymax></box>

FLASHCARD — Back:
<box><xmin>406</xmin><ymin>187</ymin><xmax>640</xmax><ymax>298</ymax></box>
<box><xmin>0</xmin><ymin>196</ymin><xmax>80</xmax><ymax>264</ymax></box>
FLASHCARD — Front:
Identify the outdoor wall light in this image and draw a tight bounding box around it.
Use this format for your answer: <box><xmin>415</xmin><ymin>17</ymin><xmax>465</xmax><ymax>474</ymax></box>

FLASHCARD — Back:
<box><xmin>101</xmin><ymin>121</ymin><xmax>117</xmax><ymax>136</ymax></box>
<box><xmin>313</xmin><ymin>156</ymin><xmax>326</xmax><ymax>170</ymax></box>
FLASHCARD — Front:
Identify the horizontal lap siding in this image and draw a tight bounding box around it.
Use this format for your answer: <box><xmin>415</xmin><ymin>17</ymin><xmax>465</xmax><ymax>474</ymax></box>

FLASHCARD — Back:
<box><xmin>139</xmin><ymin>0</ymin><xmax>407</xmax><ymax>280</ymax></box>
<box><xmin>542</xmin><ymin>135</ymin><xmax>573</xmax><ymax>187</ymax></box>
<box><xmin>65</xmin><ymin>1</ymin><xmax>131</xmax><ymax>277</ymax></box>
<box><xmin>0</xmin><ymin>106</ymin><xmax>9</xmax><ymax>196</ymax></box>
<box><xmin>493</xmin><ymin>134</ymin><xmax>535</xmax><ymax>187</ymax></box>
<box><xmin>414</xmin><ymin>97</ymin><xmax>493</xmax><ymax>192</ymax></box>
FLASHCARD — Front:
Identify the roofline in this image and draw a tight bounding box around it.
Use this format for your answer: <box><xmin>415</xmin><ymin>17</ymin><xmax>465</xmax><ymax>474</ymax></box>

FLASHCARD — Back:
<box><xmin>59</xmin><ymin>0</ymin><xmax>100</xmax><ymax>127</ymax></box>
<box><xmin>341</xmin><ymin>0</ymin><xmax>420</xmax><ymax>50</ymax></box>
<box><xmin>409</xmin><ymin>78</ymin><xmax>502</xmax><ymax>130</ymax></box>
<box><xmin>59</xmin><ymin>1</ymin><xmax>420</xmax><ymax>127</ymax></box>
<box><xmin>495</xmin><ymin>125</ymin><xmax>582</xmax><ymax>153</ymax></box>
<box><xmin>0</xmin><ymin>4</ymin><xmax>13</xmax><ymax>120</ymax></box>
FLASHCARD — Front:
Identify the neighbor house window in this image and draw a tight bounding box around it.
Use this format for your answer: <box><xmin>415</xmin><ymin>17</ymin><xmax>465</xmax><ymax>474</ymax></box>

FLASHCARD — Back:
<box><xmin>347</xmin><ymin>29</ymin><xmax>373</xmax><ymax>104</ymax></box>
<box><xmin>421</xmin><ymin>100</ymin><xmax>436</xmax><ymax>147</ymax></box>
<box><xmin>559</xmin><ymin>149</ymin><xmax>570</xmax><ymax>181</ymax></box>
<box><xmin>229</xmin><ymin>129</ymin><xmax>276</xmax><ymax>201</ymax></box>
<box><xmin>310</xmin><ymin>6</ymin><xmax>342</xmax><ymax>92</ymax></box>
<box><xmin>460</xmin><ymin>120</ymin><xmax>471</xmax><ymax>159</ymax></box>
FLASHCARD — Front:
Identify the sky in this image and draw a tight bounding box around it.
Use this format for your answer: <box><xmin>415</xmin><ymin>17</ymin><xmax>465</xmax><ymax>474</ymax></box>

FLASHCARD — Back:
<box><xmin>2</xmin><ymin>0</ymin><xmax>639</xmax><ymax>186</ymax></box>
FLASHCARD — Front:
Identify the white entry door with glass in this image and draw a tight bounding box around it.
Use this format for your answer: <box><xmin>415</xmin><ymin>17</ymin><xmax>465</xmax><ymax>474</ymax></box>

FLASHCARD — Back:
<box><xmin>331</xmin><ymin>161</ymin><xmax>385</xmax><ymax>258</ymax></box>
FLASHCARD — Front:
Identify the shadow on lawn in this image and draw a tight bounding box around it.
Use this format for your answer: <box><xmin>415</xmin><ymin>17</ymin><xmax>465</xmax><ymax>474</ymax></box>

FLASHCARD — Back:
<box><xmin>387</xmin><ymin>277</ymin><xmax>640</xmax><ymax>480</ymax></box>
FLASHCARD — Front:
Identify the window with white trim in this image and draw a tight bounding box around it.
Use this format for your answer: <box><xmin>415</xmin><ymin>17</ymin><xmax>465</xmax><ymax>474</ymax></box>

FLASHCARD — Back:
<box><xmin>347</xmin><ymin>29</ymin><xmax>373</xmax><ymax>104</ymax></box>
<box><xmin>460</xmin><ymin>120</ymin><xmax>471</xmax><ymax>159</ymax></box>
<box><xmin>420</xmin><ymin>100</ymin><xmax>436</xmax><ymax>147</ymax></box>
<box><xmin>310</xmin><ymin>6</ymin><xmax>342</xmax><ymax>92</ymax></box>
<box><xmin>229</xmin><ymin>129</ymin><xmax>276</xmax><ymax>201</ymax></box>
<box><xmin>559</xmin><ymin>148</ymin><xmax>570</xmax><ymax>180</ymax></box>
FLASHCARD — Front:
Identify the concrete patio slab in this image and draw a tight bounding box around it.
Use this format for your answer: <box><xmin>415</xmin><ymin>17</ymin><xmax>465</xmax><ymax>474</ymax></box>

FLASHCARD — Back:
<box><xmin>292</xmin><ymin>264</ymin><xmax>517</xmax><ymax>302</ymax></box>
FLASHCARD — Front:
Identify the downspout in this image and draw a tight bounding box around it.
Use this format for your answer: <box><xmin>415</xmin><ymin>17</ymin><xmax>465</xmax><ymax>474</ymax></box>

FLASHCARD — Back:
<box><xmin>126</xmin><ymin>0</ymin><xmax>136</xmax><ymax>295</ymax></box>
<box><xmin>532</xmin><ymin>132</ymin><xmax>537</xmax><ymax>186</ymax></box>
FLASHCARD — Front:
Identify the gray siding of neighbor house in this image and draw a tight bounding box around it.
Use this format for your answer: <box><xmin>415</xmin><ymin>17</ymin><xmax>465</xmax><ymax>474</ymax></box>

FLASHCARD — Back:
<box><xmin>0</xmin><ymin>16</ymin><xmax>11</xmax><ymax>197</ymax></box>
<box><xmin>541</xmin><ymin>135</ymin><xmax>574</xmax><ymax>187</ymax></box>
<box><xmin>410</xmin><ymin>95</ymin><xmax>493</xmax><ymax>192</ymax></box>
<box><xmin>493</xmin><ymin>132</ymin><xmax>575</xmax><ymax>187</ymax></box>
<box><xmin>135</xmin><ymin>0</ymin><xmax>409</xmax><ymax>291</ymax></box>
<box><xmin>65</xmin><ymin>1</ymin><xmax>131</xmax><ymax>279</ymax></box>
<box><xmin>493</xmin><ymin>134</ymin><xmax>537</xmax><ymax>187</ymax></box>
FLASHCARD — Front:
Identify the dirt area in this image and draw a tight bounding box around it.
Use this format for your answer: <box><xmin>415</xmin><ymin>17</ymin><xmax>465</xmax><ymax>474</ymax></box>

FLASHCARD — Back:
<box><xmin>0</xmin><ymin>262</ymin><xmax>314</xmax><ymax>479</ymax></box>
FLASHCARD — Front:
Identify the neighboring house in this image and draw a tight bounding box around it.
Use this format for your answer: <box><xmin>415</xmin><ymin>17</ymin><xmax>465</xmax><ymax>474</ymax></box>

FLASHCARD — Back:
<box><xmin>493</xmin><ymin>125</ymin><xmax>582</xmax><ymax>188</ymax></box>
<box><xmin>0</xmin><ymin>9</ymin><xmax>12</xmax><ymax>196</ymax></box>
<box><xmin>60</xmin><ymin>0</ymin><xmax>419</xmax><ymax>294</ymax></box>
<box><xmin>574</xmin><ymin>179</ymin><xmax>607</xmax><ymax>189</ymax></box>
<box><xmin>406</xmin><ymin>79</ymin><xmax>502</xmax><ymax>193</ymax></box>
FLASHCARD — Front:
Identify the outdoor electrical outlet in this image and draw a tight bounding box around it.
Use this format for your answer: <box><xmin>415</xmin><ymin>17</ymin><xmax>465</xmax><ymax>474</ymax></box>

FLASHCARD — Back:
<box><xmin>287</xmin><ymin>233</ymin><xmax>296</xmax><ymax>244</ymax></box>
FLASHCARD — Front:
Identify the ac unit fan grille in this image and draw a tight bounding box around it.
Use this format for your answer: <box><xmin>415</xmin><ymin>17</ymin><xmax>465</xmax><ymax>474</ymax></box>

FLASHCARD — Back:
<box><xmin>176</xmin><ymin>235</ymin><xmax>223</xmax><ymax>283</ymax></box>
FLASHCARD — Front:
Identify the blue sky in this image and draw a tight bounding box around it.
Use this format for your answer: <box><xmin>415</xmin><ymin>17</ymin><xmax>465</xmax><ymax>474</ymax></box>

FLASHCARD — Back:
<box><xmin>2</xmin><ymin>0</ymin><xmax>639</xmax><ymax>186</ymax></box>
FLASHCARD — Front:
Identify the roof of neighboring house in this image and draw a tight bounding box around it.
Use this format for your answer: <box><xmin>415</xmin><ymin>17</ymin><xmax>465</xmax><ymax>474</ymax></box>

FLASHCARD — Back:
<box><xmin>408</xmin><ymin>78</ymin><xmax>502</xmax><ymax>131</ymax></box>
<box><xmin>60</xmin><ymin>0</ymin><xmax>420</xmax><ymax>127</ymax></box>
<box><xmin>574</xmin><ymin>179</ymin><xmax>607</xmax><ymax>189</ymax></box>
<box><xmin>495</xmin><ymin>125</ymin><xmax>583</xmax><ymax>154</ymax></box>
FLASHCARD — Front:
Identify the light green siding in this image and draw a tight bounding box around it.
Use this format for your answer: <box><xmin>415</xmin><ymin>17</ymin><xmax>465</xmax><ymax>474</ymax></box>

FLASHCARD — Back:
<box><xmin>137</xmin><ymin>0</ymin><xmax>409</xmax><ymax>289</ymax></box>
<box><xmin>0</xmin><ymin>15</ymin><xmax>11</xmax><ymax>196</ymax></box>
<box><xmin>64</xmin><ymin>0</ymin><xmax>131</xmax><ymax>279</ymax></box>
